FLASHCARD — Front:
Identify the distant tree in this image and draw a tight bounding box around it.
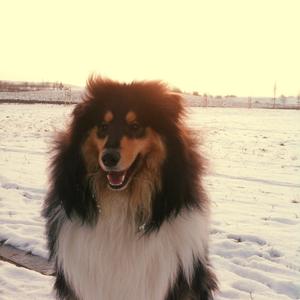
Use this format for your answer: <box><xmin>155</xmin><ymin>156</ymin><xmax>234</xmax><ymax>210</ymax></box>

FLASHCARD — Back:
<box><xmin>172</xmin><ymin>87</ymin><xmax>182</xmax><ymax>94</ymax></box>
<box><xmin>23</xmin><ymin>81</ymin><xmax>29</xmax><ymax>90</ymax></box>
<box><xmin>193</xmin><ymin>91</ymin><xmax>199</xmax><ymax>96</ymax></box>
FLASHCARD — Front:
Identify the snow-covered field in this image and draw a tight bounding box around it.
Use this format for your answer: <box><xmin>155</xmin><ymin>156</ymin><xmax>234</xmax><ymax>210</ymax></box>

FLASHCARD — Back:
<box><xmin>0</xmin><ymin>89</ymin><xmax>83</xmax><ymax>104</ymax></box>
<box><xmin>185</xmin><ymin>94</ymin><xmax>300</xmax><ymax>109</ymax></box>
<box><xmin>1</xmin><ymin>89</ymin><xmax>299</xmax><ymax>109</ymax></box>
<box><xmin>0</xmin><ymin>104</ymin><xmax>299</xmax><ymax>299</ymax></box>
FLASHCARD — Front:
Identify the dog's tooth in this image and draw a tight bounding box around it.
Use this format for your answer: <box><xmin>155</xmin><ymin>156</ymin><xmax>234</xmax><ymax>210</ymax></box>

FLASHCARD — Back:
<box><xmin>121</xmin><ymin>174</ymin><xmax>126</xmax><ymax>183</ymax></box>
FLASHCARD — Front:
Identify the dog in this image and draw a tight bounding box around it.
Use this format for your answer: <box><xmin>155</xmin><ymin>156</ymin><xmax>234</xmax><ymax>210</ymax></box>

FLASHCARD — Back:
<box><xmin>43</xmin><ymin>76</ymin><xmax>217</xmax><ymax>300</ymax></box>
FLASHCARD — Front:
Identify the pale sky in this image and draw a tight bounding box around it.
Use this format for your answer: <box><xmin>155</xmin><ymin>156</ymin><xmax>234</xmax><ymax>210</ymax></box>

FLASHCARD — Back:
<box><xmin>1</xmin><ymin>0</ymin><xmax>299</xmax><ymax>96</ymax></box>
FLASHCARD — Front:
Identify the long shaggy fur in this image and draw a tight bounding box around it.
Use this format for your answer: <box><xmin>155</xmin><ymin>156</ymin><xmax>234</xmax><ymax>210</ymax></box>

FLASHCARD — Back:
<box><xmin>43</xmin><ymin>76</ymin><xmax>217</xmax><ymax>300</ymax></box>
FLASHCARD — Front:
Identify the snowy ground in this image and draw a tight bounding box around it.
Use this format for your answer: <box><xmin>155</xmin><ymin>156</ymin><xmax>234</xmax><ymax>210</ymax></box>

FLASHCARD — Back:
<box><xmin>1</xmin><ymin>89</ymin><xmax>299</xmax><ymax>109</ymax></box>
<box><xmin>0</xmin><ymin>104</ymin><xmax>299</xmax><ymax>299</ymax></box>
<box><xmin>185</xmin><ymin>94</ymin><xmax>300</xmax><ymax>109</ymax></box>
<box><xmin>0</xmin><ymin>260</ymin><xmax>54</xmax><ymax>300</ymax></box>
<box><xmin>0</xmin><ymin>89</ymin><xmax>83</xmax><ymax>104</ymax></box>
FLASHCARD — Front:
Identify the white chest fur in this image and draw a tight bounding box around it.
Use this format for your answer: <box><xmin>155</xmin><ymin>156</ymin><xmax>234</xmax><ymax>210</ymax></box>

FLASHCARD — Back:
<box><xmin>57</xmin><ymin>202</ymin><xmax>209</xmax><ymax>300</ymax></box>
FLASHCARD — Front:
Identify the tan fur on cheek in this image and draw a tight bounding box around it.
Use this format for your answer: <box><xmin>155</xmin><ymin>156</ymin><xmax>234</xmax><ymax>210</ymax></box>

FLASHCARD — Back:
<box><xmin>119</xmin><ymin>128</ymin><xmax>166</xmax><ymax>170</ymax></box>
<box><xmin>122</xmin><ymin>128</ymin><xmax>167</xmax><ymax>224</ymax></box>
<box><xmin>81</xmin><ymin>127</ymin><xmax>107</xmax><ymax>173</ymax></box>
<box><xmin>143</xmin><ymin>128</ymin><xmax>166</xmax><ymax>171</ymax></box>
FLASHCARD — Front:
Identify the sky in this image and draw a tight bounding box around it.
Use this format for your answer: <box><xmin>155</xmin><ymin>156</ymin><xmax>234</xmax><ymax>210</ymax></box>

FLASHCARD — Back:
<box><xmin>0</xmin><ymin>0</ymin><xmax>299</xmax><ymax>97</ymax></box>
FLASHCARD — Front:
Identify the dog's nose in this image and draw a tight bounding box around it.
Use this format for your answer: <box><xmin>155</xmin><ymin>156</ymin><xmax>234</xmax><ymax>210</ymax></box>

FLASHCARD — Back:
<box><xmin>101</xmin><ymin>149</ymin><xmax>120</xmax><ymax>168</ymax></box>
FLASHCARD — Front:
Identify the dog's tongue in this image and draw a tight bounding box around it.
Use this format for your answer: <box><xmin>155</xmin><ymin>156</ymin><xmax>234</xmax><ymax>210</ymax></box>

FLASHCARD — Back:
<box><xmin>107</xmin><ymin>171</ymin><xmax>126</xmax><ymax>186</ymax></box>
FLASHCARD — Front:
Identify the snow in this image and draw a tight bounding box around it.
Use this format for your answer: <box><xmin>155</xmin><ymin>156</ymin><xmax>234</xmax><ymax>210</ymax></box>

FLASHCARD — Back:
<box><xmin>0</xmin><ymin>260</ymin><xmax>54</xmax><ymax>300</ymax></box>
<box><xmin>0</xmin><ymin>90</ymin><xmax>83</xmax><ymax>103</ymax></box>
<box><xmin>185</xmin><ymin>94</ymin><xmax>300</xmax><ymax>109</ymax></box>
<box><xmin>1</xmin><ymin>89</ymin><xmax>299</xmax><ymax>109</ymax></box>
<box><xmin>0</xmin><ymin>104</ymin><xmax>71</xmax><ymax>259</ymax></box>
<box><xmin>0</xmin><ymin>104</ymin><xmax>299</xmax><ymax>299</ymax></box>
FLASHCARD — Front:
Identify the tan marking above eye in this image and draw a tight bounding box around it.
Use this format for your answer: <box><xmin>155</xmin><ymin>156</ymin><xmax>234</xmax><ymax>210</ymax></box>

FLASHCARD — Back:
<box><xmin>104</xmin><ymin>111</ymin><xmax>114</xmax><ymax>123</ymax></box>
<box><xmin>126</xmin><ymin>111</ymin><xmax>137</xmax><ymax>124</ymax></box>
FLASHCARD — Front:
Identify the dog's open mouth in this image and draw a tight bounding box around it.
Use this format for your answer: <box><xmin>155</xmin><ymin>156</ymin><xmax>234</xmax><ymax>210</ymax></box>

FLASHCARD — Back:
<box><xmin>106</xmin><ymin>155</ymin><xmax>140</xmax><ymax>190</ymax></box>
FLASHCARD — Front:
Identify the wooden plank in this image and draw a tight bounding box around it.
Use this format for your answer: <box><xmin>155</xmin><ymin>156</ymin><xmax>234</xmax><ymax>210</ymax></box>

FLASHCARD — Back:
<box><xmin>0</xmin><ymin>243</ymin><xmax>55</xmax><ymax>276</ymax></box>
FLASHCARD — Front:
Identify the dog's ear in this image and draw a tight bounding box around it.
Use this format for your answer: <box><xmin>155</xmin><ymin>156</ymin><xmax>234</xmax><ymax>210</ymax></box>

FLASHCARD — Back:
<box><xmin>50</xmin><ymin>133</ymin><xmax>98</xmax><ymax>224</ymax></box>
<box><xmin>141</xmin><ymin>89</ymin><xmax>203</xmax><ymax>232</ymax></box>
<box><xmin>146</xmin><ymin>128</ymin><xmax>204</xmax><ymax>232</ymax></box>
<box><xmin>47</xmin><ymin>107</ymin><xmax>99</xmax><ymax>224</ymax></box>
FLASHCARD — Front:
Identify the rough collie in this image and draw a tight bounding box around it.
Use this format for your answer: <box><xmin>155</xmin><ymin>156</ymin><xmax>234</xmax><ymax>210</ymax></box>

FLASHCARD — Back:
<box><xmin>43</xmin><ymin>76</ymin><xmax>217</xmax><ymax>300</ymax></box>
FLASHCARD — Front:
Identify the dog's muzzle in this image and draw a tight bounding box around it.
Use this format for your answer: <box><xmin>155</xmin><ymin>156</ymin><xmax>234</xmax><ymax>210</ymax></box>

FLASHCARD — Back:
<box><xmin>101</xmin><ymin>149</ymin><xmax>120</xmax><ymax>168</ymax></box>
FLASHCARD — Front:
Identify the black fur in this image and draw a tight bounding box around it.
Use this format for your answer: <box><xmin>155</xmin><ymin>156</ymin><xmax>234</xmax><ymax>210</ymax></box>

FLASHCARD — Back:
<box><xmin>55</xmin><ymin>269</ymin><xmax>79</xmax><ymax>300</ymax></box>
<box><xmin>45</xmin><ymin>140</ymin><xmax>97</xmax><ymax>222</ymax></box>
<box><xmin>145</xmin><ymin>128</ymin><xmax>206</xmax><ymax>232</ymax></box>
<box><xmin>166</xmin><ymin>259</ymin><xmax>218</xmax><ymax>300</ymax></box>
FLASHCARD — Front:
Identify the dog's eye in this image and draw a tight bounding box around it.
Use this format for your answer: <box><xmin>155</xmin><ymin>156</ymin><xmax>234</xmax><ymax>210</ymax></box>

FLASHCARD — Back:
<box><xmin>99</xmin><ymin>122</ymin><xmax>109</xmax><ymax>132</ymax></box>
<box><xmin>129</xmin><ymin>122</ymin><xmax>141</xmax><ymax>131</ymax></box>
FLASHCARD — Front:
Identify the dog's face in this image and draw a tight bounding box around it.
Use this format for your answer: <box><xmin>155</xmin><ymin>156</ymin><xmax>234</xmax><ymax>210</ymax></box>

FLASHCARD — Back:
<box><xmin>97</xmin><ymin>109</ymin><xmax>154</xmax><ymax>190</ymax></box>
<box><xmin>52</xmin><ymin>78</ymin><xmax>204</xmax><ymax>229</ymax></box>
<box><xmin>82</xmin><ymin>107</ymin><xmax>166</xmax><ymax>192</ymax></box>
<box><xmin>77</xmin><ymin>78</ymin><xmax>183</xmax><ymax>200</ymax></box>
